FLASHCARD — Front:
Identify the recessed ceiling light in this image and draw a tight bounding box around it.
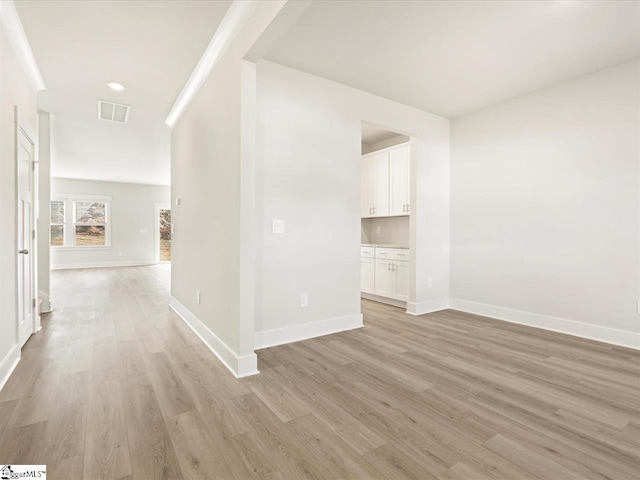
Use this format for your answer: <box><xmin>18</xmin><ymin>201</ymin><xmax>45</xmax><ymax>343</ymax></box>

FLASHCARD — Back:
<box><xmin>107</xmin><ymin>82</ymin><xmax>125</xmax><ymax>91</ymax></box>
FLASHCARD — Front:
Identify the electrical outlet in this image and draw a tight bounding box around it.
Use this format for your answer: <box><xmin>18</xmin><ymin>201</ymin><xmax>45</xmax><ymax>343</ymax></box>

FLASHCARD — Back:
<box><xmin>171</xmin><ymin>223</ymin><xmax>175</xmax><ymax>234</ymax></box>
<box><xmin>196</xmin><ymin>290</ymin><xmax>201</xmax><ymax>305</ymax></box>
<box><xmin>175</xmin><ymin>196</ymin><xmax>182</xmax><ymax>206</ymax></box>
<box><xmin>118</xmin><ymin>251</ymin><xmax>123</xmax><ymax>257</ymax></box>
<box><xmin>139</xmin><ymin>228</ymin><xmax>148</xmax><ymax>234</ymax></box>
<box><xmin>428</xmin><ymin>277</ymin><xmax>433</xmax><ymax>288</ymax></box>
<box><xmin>376</xmin><ymin>226</ymin><xmax>381</xmax><ymax>234</ymax></box>
<box><xmin>300</xmin><ymin>293</ymin><xmax>308</xmax><ymax>308</ymax></box>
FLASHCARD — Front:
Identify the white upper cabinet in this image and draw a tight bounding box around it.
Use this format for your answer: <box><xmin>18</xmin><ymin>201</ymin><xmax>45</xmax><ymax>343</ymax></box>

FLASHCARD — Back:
<box><xmin>371</xmin><ymin>152</ymin><xmax>390</xmax><ymax>217</ymax></box>
<box><xmin>361</xmin><ymin>143</ymin><xmax>409</xmax><ymax>218</ymax></box>
<box><xmin>361</xmin><ymin>155</ymin><xmax>374</xmax><ymax>217</ymax></box>
<box><xmin>389</xmin><ymin>144</ymin><xmax>410</xmax><ymax>216</ymax></box>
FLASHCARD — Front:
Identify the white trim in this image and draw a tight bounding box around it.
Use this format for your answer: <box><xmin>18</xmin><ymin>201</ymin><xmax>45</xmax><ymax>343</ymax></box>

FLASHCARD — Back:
<box><xmin>449</xmin><ymin>298</ymin><xmax>640</xmax><ymax>350</ymax></box>
<box><xmin>51</xmin><ymin>261</ymin><xmax>154</xmax><ymax>270</ymax></box>
<box><xmin>169</xmin><ymin>296</ymin><xmax>258</xmax><ymax>378</ymax></box>
<box><xmin>361</xmin><ymin>292</ymin><xmax>406</xmax><ymax>309</ymax></box>
<box><xmin>254</xmin><ymin>313</ymin><xmax>364</xmax><ymax>350</ymax></box>
<box><xmin>406</xmin><ymin>298</ymin><xmax>450</xmax><ymax>316</ymax></box>
<box><xmin>0</xmin><ymin>344</ymin><xmax>20</xmax><ymax>393</ymax></box>
<box><xmin>165</xmin><ymin>0</ymin><xmax>258</xmax><ymax>128</ymax></box>
<box><xmin>38</xmin><ymin>290</ymin><xmax>52</xmax><ymax>313</ymax></box>
<box><xmin>0</xmin><ymin>0</ymin><xmax>46</xmax><ymax>92</ymax></box>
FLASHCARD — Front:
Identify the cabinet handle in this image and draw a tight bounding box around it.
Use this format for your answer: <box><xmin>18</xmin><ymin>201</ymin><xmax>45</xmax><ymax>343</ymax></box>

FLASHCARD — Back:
<box><xmin>403</xmin><ymin>203</ymin><xmax>406</xmax><ymax>212</ymax></box>
<box><xmin>373</xmin><ymin>206</ymin><xmax>376</xmax><ymax>214</ymax></box>
<box><xmin>392</xmin><ymin>263</ymin><xmax>396</xmax><ymax>271</ymax></box>
<box><xmin>407</xmin><ymin>204</ymin><xmax>410</xmax><ymax>212</ymax></box>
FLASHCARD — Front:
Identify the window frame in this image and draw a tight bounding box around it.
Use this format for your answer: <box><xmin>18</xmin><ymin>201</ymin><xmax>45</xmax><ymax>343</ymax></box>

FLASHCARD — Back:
<box><xmin>50</xmin><ymin>194</ymin><xmax>112</xmax><ymax>250</ymax></box>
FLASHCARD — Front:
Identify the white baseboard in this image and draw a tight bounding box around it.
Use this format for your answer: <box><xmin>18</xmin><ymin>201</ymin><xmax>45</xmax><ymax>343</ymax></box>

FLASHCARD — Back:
<box><xmin>449</xmin><ymin>298</ymin><xmax>640</xmax><ymax>350</ymax></box>
<box><xmin>51</xmin><ymin>261</ymin><xmax>155</xmax><ymax>270</ymax></box>
<box><xmin>169</xmin><ymin>296</ymin><xmax>258</xmax><ymax>378</ymax></box>
<box><xmin>361</xmin><ymin>293</ymin><xmax>407</xmax><ymax>308</ymax></box>
<box><xmin>0</xmin><ymin>344</ymin><xmax>20</xmax><ymax>393</ymax></box>
<box><xmin>406</xmin><ymin>298</ymin><xmax>450</xmax><ymax>316</ymax></box>
<box><xmin>38</xmin><ymin>290</ymin><xmax>52</xmax><ymax>313</ymax></box>
<box><xmin>254</xmin><ymin>313</ymin><xmax>363</xmax><ymax>350</ymax></box>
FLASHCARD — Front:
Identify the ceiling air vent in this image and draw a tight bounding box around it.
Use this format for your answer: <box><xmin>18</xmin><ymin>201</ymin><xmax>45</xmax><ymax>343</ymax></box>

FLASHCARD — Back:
<box><xmin>98</xmin><ymin>99</ymin><xmax>130</xmax><ymax>123</ymax></box>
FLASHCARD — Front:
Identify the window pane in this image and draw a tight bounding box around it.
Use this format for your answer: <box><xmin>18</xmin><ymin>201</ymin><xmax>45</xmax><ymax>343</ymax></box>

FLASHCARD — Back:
<box><xmin>50</xmin><ymin>225</ymin><xmax>64</xmax><ymax>246</ymax></box>
<box><xmin>75</xmin><ymin>201</ymin><xmax>105</xmax><ymax>224</ymax></box>
<box><xmin>75</xmin><ymin>225</ymin><xmax>105</xmax><ymax>246</ymax></box>
<box><xmin>51</xmin><ymin>200</ymin><xmax>64</xmax><ymax>224</ymax></box>
<box><xmin>159</xmin><ymin>209</ymin><xmax>171</xmax><ymax>261</ymax></box>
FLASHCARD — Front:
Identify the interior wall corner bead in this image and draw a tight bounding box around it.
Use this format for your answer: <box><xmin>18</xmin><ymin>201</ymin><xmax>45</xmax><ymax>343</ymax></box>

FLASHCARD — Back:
<box><xmin>164</xmin><ymin>0</ymin><xmax>258</xmax><ymax>128</ymax></box>
<box><xmin>0</xmin><ymin>0</ymin><xmax>46</xmax><ymax>92</ymax></box>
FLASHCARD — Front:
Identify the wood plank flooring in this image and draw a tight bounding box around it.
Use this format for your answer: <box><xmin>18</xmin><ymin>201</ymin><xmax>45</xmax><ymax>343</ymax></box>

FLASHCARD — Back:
<box><xmin>1</xmin><ymin>265</ymin><xmax>639</xmax><ymax>479</ymax></box>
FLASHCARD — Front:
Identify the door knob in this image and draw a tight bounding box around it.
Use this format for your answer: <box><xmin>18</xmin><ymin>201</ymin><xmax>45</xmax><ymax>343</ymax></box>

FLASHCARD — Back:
<box><xmin>18</xmin><ymin>249</ymin><xmax>29</xmax><ymax>254</ymax></box>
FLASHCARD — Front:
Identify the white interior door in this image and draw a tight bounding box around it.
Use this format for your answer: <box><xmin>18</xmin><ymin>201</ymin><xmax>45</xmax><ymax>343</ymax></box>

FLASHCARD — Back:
<box><xmin>389</xmin><ymin>144</ymin><xmax>410</xmax><ymax>216</ymax></box>
<box><xmin>17</xmin><ymin>126</ymin><xmax>35</xmax><ymax>347</ymax></box>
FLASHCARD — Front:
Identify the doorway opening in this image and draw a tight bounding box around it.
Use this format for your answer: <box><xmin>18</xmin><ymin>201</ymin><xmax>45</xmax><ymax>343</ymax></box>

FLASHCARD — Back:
<box><xmin>156</xmin><ymin>204</ymin><xmax>172</xmax><ymax>263</ymax></box>
<box><xmin>360</xmin><ymin>121</ymin><xmax>411</xmax><ymax>309</ymax></box>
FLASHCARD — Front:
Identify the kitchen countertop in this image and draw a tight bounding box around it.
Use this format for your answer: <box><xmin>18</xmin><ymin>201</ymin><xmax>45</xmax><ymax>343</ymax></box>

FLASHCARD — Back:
<box><xmin>362</xmin><ymin>244</ymin><xmax>410</xmax><ymax>249</ymax></box>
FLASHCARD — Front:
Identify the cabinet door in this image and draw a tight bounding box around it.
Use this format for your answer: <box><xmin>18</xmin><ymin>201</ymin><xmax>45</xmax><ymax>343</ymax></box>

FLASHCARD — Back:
<box><xmin>374</xmin><ymin>259</ymin><xmax>394</xmax><ymax>298</ymax></box>
<box><xmin>361</xmin><ymin>257</ymin><xmax>375</xmax><ymax>294</ymax></box>
<box><xmin>393</xmin><ymin>260</ymin><xmax>410</xmax><ymax>301</ymax></box>
<box><xmin>389</xmin><ymin>144</ymin><xmax>410</xmax><ymax>216</ymax></box>
<box><xmin>361</xmin><ymin>157</ymin><xmax>374</xmax><ymax>217</ymax></box>
<box><xmin>371</xmin><ymin>151</ymin><xmax>389</xmax><ymax>217</ymax></box>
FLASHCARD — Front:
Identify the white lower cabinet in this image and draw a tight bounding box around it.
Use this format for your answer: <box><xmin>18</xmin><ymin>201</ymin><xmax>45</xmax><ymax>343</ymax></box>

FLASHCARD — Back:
<box><xmin>361</xmin><ymin>247</ymin><xmax>410</xmax><ymax>302</ymax></box>
<box><xmin>374</xmin><ymin>259</ymin><xmax>394</xmax><ymax>297</ymax></box>
<box><xmin>360</xmin><ymin>257</ymin><xmax>375</xmax><ymax>294</ymax></box>
<box><xmin>393</xmin><ymin>260</ymin><xmax>410</xmax><ymax>301</ymax></box>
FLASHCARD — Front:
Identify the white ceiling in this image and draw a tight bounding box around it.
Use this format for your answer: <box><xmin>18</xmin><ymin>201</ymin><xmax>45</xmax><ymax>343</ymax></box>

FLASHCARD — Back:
<box><xmin>361</xmin><ymin>122</ymin><xmax>402</xmax><ymax>145</ymax></box>
<box><xmin>266</xmin><ymin>1</ymin><xmax>640</xmax><ymax>118</ymax></box>
<box><xmin>15</xmin><ymin>0</ymin><xmax>232</xmax><ymax>185</ymax></box>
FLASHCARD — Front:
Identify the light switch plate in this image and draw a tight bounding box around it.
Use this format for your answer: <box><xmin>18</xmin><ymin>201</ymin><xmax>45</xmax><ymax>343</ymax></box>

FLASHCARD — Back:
<box><xmin>272</xmin><ymin>219</ymin><xmax>285</xmax><ymax>234</ymax></box>
<box><xmin>171</xmin><ymin>223</ymin><xmax>175</xmax><ymax>234</ymax></box>
<box><xmin>175</xmin><ymin>197</ymin><xmax>181</xmax><ymax>206</ymax></box>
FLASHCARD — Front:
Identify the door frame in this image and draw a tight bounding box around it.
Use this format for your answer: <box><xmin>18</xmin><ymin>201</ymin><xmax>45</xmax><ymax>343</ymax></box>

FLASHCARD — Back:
<box><xmin>15</xmin><ymin>106</ymin><xmax>39</xmax><ymax>347</ymax></box>
<box><xmin>154</xmin><ymin>203</ymin><xmax>171</xmax><ymax>264</ymax></box>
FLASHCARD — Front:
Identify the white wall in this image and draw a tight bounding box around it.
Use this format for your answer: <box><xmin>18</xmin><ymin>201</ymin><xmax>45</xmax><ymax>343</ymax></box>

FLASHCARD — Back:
<box><xmin>450</xmin><ymin>60</ymin><xmax>640</xmax><ymax>348</ymax></box>
<box><xmin>37</xmin><ymin>112</ymin><xmax>51</xmax><ymax>311</ymax></box>
<box><xmin>255</xmin><ymin>60</ymin><xmax>450</xmax><ymax>343</ymax></box>
<box><xmin>170</xmin><ymin>1</ymin><xmax>288</xmax><ymax>377</ymax></box>
<box><xmin>0</xmin><ymin>19</ymin><xmax>37</xmax><ymax>385</ymax></box>
<box><xmin>50</xmin><ymin>178</ymin><xmax>170</xmax><ymax>269</ymax></box>
<box><xmin>361</xmin><ymin>217</ymin><xmax>409</xmax><ymax>246</ymax></box>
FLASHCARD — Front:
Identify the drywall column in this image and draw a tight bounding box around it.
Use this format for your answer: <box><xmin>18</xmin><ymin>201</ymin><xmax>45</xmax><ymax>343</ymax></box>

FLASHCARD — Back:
<box><xmin>37</xmin><ymin>111</ymin><xmax>51</xmax><ymax>312</ymax></box>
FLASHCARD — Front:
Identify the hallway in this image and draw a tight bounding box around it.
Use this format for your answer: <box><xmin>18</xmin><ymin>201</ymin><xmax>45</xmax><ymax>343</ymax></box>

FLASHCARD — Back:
<box><xmin>0</xmin><ymin>266</ymin><xmax>638</xmax><ymax>479</ymax></box>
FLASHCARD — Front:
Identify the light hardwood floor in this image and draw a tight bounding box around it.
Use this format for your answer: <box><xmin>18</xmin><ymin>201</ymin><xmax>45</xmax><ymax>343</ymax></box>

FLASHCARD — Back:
<box><xmin>0</xmin><ymin>265</ymin><xmax>639</xmax><ymax>479</ymax></box>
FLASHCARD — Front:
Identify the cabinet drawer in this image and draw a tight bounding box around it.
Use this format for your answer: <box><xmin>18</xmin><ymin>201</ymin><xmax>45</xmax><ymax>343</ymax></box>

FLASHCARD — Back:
<box><xmin>361</xmin><ymin>246</ymin><xmax>375</xmax><ymax>258</ymax></box>
<box><xmin>375</xmin><ymin>247</ymin><xmax>410</xmax><ymax>261</ymax></box>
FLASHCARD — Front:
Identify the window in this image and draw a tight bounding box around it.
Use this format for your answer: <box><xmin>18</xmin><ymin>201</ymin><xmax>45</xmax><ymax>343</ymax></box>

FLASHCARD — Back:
<box><xmin>50</xmin><ymin>200</ymin><xmax>64</xmax><ymax>246</ymax></box>
<box><xmin>50</xmin><ymin>195</ymin><xmax>111</xmax><ymax>248</ymax></box>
